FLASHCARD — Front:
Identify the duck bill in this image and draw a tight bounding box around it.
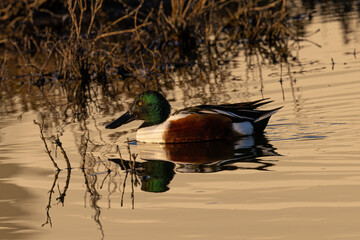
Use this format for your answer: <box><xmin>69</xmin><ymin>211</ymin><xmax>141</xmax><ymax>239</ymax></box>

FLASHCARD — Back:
<box><xmin>105</xmin><ymin>111</ymin><xmax>135</xmax><ymax>129</ymax></box>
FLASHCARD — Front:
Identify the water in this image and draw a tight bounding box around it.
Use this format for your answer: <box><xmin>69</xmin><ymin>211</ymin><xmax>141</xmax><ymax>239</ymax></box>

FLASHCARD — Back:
<box><xmin>1</xmin><ymin>3</ymin><xmax>360</xmax><ymax>240</ymax></box>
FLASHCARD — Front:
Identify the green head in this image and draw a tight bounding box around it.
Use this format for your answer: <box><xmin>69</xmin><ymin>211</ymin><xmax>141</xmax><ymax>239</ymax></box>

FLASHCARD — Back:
<box><xmin>105</xmin><ymin>91</ymin><xmax>171</xmax><ymax>129</ymax></box>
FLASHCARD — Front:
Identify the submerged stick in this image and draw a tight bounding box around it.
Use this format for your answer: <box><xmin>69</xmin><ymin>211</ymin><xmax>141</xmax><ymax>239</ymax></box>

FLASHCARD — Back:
<box><xmin>42</xmin><ymin>170</ymin><xmax>60</xmax><ymax>227</ymax></box>
<box><xmin>54</xmin><ymin>135</ymin><xmax>72</xmax><ymax>170</ymax></box>
<box><xmin>34</xmin><ymin>120</ymin><xmax>61</xmax><ymax>171</ymax></box>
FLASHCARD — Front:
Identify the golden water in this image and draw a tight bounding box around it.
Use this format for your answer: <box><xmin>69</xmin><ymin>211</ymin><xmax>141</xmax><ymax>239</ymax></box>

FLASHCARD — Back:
<box><xmin>1</xmin><ymin>8</ymin><xmax>360</xmax><ymax>240</ymax></box>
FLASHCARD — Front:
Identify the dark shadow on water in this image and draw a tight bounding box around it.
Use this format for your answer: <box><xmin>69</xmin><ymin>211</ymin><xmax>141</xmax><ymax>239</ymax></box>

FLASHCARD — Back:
<box><xmin>109</xmin><ymin>135</ymin><xmax>279</xmax><ymax>193</ymax></box>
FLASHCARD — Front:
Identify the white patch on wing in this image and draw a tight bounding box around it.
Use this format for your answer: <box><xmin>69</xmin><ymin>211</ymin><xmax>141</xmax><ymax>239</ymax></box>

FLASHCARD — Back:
<box><xmin>199</xmin><ymin>108</ymin><xmax>253</xmax><ymax>121</ymax></box>
<box><xmin>136</xmin><ymin>113</ymin><xmax>191</xmax><ymax>143</ymax></box>
<box><xmin>168</xmin><ymin>113</ymin><xmax>191</xmax><ymax>120</ymax></box>
<box><xmin>197</xmin><ymin>109</ymin><xmax>216</xmax><ymax>114</ymax></box>
<box><xmin>212</xmin><ymin>109</ymin><xmax>240</xmax><ymax>118</ymax></box>
<box><xmin>232</xmin><ymin>121</ymin><xmax>254</xmax><ymax>136</ymax></box>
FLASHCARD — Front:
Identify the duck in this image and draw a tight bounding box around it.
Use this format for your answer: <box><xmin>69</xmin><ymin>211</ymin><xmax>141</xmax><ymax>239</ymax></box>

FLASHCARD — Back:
<box><xmin>105</xmin><ymin>90</ymin><xmax>281</xmax><ymax>143</ymax></box>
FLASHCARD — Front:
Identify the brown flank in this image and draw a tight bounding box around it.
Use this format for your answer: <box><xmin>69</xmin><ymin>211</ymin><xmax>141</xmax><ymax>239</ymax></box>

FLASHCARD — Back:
<box><xmin>163</xmin><ymin>114</ymin><xmax>233</xmax><ymax>143</ymax></box>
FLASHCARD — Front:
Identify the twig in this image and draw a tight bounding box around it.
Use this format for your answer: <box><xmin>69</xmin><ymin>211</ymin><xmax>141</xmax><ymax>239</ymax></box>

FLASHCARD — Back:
<box><xmin>103</xmin><ymin>2</ymin><xmax>142</xmax><ymax>32</ymax></box>
<box><xmin>80</xmin><ymin>130</ymin><xmax>90</xmax><ymax>169</ymax></box>
<box><xmin>94</xmin><ymin>22</ymin><xmax>151</xmax><ymax>42</ymax></box>
<box><xmin>54</xmin><ymin>135</ymin><xmax>72</xmax><ymax>170</ymax></box>
<box><xmin>116</xmin><ymin>145</ymin><xmax>126</xmax><ymax>170</ymax></box>
<box><xmin>34</xmin><ymin>120</ymin><xmax>61</xmax><ymax>171</ymax></box>
<box><xmin>120</xmin><ymin>171</ymin><xmax>128</xmax><ymax>207</ymax></box>
<box><xmin>249</xmin><ymin>0</ymin><xmax>282</xmax><ymax>11</ymax></box>
<box><xmin>126</xmin><ymin>138</ymin><xmax>137</xmax><ymax>171</ymax></box>
<box><xmin>56</xmin><ymin>168</ymin><xmax>71</xmax><ymax>206</ymax></box>
<box><xmin>87</xmin><ymin>0</ymin><xmax>104</xmax><ymax>36</ymax></box>
<box><xmin>42</xmin><ymin>171</ymin><xmax>60</xmax><ymax>227</ymax></box>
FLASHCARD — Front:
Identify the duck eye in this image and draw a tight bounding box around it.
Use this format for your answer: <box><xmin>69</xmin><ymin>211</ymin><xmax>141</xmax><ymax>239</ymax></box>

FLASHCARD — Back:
<box><xmin>137</xmin><ymin>101</ymin><xmax>143</xmax><ymax>106</ymax></box>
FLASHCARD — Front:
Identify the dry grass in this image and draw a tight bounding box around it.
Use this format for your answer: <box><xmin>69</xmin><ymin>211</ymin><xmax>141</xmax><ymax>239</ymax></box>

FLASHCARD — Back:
<box><xmin>0</xmin><ymin>0</ymin><xmax>305</xmax><ymax>121</ymax></box>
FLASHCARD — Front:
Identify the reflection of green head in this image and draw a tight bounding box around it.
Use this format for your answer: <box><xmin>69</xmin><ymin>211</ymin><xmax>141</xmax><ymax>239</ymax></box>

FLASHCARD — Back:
<box><xmin>140</xmin><ymin>160</ymin><xmax>175</xmax><ymax>193</ymax></box>
<box><xmin>141</xmin><ymin>177</ymin><xmax>169</xmax><ymax>193</ymax></box>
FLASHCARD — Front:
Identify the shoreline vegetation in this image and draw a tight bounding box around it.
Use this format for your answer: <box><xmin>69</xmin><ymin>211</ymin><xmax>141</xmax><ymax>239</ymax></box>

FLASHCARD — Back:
<box><xmin>0</xmin><ymin>0</ymin><xmax>309</xmax><ymax>121</ymax></box>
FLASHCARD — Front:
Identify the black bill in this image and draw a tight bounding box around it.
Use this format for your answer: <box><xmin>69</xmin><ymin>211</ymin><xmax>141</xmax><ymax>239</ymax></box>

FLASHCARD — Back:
<box><xmin>105</xmin><ymin>111</ymin><xmax>135</xmax><ymax>129</ymax></box>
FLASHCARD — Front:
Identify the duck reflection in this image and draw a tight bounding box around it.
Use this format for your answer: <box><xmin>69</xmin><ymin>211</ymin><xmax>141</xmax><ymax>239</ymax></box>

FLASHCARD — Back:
<box><xmin>109</xmin><ymin>135</ymin><xmax>278</xmax><ymax>193</ymax></box>
<box><xmin>110</xmin><ymin>159</ymin><xmax>175</xmax><ymax>193</ymax></box>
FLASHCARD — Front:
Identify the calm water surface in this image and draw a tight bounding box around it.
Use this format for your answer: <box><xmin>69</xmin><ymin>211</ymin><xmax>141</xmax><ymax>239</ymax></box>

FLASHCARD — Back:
<box><xmin>1</xmin><ymin>5</ymin><xmax>360</xmax><ymax>240</ymax></box>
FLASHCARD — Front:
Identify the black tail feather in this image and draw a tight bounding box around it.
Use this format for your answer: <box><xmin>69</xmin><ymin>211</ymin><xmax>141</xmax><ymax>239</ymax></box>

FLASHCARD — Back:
<box><xmin>254</xmin><ymin>117</ymin><xmax>271</xmax><ymax>134</ymax></box>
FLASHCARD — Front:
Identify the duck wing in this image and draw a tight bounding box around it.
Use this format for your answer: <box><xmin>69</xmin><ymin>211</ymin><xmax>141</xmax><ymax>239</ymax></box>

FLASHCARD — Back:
<box><xmin>176</xmin><ymin>99</ymin><xmax>277</xmax><ymax>120</ymax></box>
<box><xmin>175</xmin><ymin>99</ymin><xmax>282</xmax><ymax>134</ymax></box>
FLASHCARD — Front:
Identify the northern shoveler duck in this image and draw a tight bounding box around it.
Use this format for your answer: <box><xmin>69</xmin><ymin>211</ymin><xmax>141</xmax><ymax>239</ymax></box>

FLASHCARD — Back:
<box><xmin>105</xmin><ymin>91</ymin><xmax>282</xmax><ymax>143</ymax></box>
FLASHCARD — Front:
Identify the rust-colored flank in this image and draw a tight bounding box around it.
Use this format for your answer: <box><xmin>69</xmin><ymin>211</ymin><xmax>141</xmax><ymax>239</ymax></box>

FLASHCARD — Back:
<box><xmin>163</xmin><ymin>114</ymin><xmax>233</xmax><ymax>143</ymax></box>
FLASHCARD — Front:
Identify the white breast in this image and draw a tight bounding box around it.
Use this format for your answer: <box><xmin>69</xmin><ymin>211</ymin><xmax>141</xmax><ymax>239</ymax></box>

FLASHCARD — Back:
<box><xmin>136</xmin><ymin>113</ymin><xmax>191</xmax><ymax>143</ymax></box>
<box><xmin>136</xmin><ymin>122</ymin><xmax>168</xmax><ymax>143</ymax></box>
